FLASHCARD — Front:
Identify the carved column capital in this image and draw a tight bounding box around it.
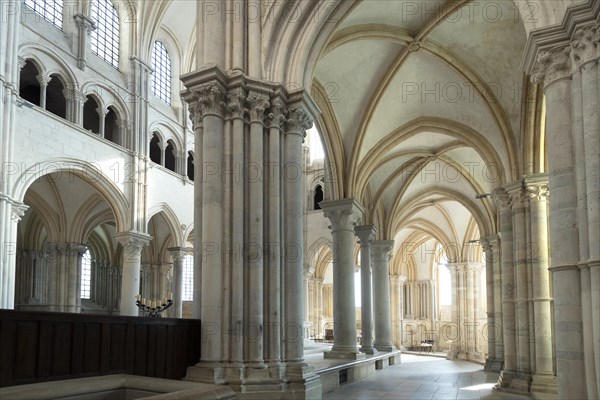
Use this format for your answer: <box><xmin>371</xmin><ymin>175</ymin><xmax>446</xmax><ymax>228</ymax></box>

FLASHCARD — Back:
<box><xmin>188</xmin><ymin>83</ymin><xmax>227</xmax><ymax>128</ymax></box>
<box><xmin>526</xmin><ymin>182</ymin><xmax>550</xmax><ymax>204</ymax></box>
<box><xmin>571</xmin><ymin>23</ymin><xmax>599</xmax><ymax>68</ymax></box>
<box><xmin>509</xmin><ymin>186</ymin><xmax>527</xmax><ymax>210</ymax></box>
<box><xmin>114</xmin><ymin>231</ymin><xmax>152</xmax><ymax>262</ymax></box>
<box><xmin>226</xmin><ymin>90</ymin><xmax>247</xmax><ymax>120</ymax></box>
<box><xmin>320</xmin><ymin>198</ymin><xmax>364</xmax><ymax>233</ymax></box>
<box><xmin>493</xmin><ymin>189</ymin><xmax>512</xmax><ymax>213</ymax></box>
<box><xmin>371</xmin><ymin>240</ymin><xmax>395</xmax><ymax>263</ymax></box>
<box><xmin>73</xmin><ymin>13</ymin><xmax>96</xmax><ymax>34</ymax></box>
<box><xmin>355</xmin><ymin>224</ymin><xmax>378</xmax><ymax>245</ymax></box>
<box><xmin>285</xmin><ymin>105</ymin><xmax>313</xmax><ymax>137</ymax></box>
<box><xmin>265</xmin><ymin>97</ymin><xmax>287</xmax><ymax>129</ymax></box>
<box><xmin>96</xmin><ymin>107</ymin><xmax>109</xmax><ymax>117</ymax></box>
<box><xmin>531</xmin><ymin>46</ymin><xmax>572</xmax><ymax>87</ymax></box>
<box><xmin>10</xmin><ymin>201</ymin><xmax>28</xmax><ymax>222</ymax></box>
<box><xmin>17</xmin><ymin>57</ymin><xmax>27</xmax><ymax>70</ymax></box>
<box><xmin>36</xmin><ymin>74</ymin><xmax>51</xmax><ymax>87</ymax></box>
<box><xmin>247</xmin><ymin>95</ymin><xmax>270</xmax><ymax>124</ymax></box>
<box><xmin>168</xmin><ymin>246</ymin><xmax>193</xmax><ymax>261</ymax></box>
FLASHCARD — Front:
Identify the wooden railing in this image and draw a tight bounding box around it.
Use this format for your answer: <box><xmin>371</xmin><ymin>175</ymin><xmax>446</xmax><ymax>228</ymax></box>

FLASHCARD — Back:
<box><xmin>0</xmin><ymin>310</ymin><xmax>201</xmax><ymax>388</ymax></box>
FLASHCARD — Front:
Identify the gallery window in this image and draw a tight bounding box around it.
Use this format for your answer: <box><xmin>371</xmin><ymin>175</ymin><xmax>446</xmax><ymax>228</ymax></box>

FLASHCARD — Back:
<box><xmin>24</xmin><ymin>0</ymin><xmax>63</xmax><ymax>28</ymax></box>
<box><xmin>151</xmin><ymin>41</ymin><xmax>172</xmax><ymax>105</ymax></box>
<box><xmin>91</xmin><ymin>0</ymin><xmax>120</xmax><ymax>68</ymax></box>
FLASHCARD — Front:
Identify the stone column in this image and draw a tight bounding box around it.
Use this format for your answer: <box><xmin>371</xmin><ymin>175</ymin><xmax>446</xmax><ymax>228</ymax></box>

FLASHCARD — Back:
<box><xmin>316</xmin><ymin>279</ymin><xmax>324</xmax><ymax>339</ymax></box>
<box><xmin>355</xmin><ymin>224</ymin><xmax>378</xmax><ymax>354</ymax></box>
<box><xmin>482</xmin><ymin>236</ymin><xmax>501</xmax><ymax>372</ymax></box>
<box><xmin>489</xmin><ymin>236</ymin><xmax>504</xmax><ymax>367</ymax></box>
<box><xmin>572</xmin><ymin>24</ymin><xmax>600</xmax><ymax>399</ymax></box>
<box><xmin>509</xmin><ymin>184</ymin><xmax>532</xmax><ymax>391</ymax></box>
<box><xmin>494</xmin><ymin>189</ymin><xmax>518</xmax><ymax>388</ymax></box>
<box><xmin>168</xmin><ymin>247</ymin><xmax>190</xmax><ymax>318</ymax></box>
<box><xmin>97</xmin><ymin>107</ymin><xmax>108</xmax><ymax>138</ymax></box>
<box><xmin>36</xmin><ymin>74</ymin><xmax>50</xmax><ymax>109</ymax></box>
<box><xmin>225</xmin><ymin>89</ymin><xmax>245</xmax><ymax>362</ymax></box>
<box><xmin>43</xmin><ymin>242</ymin><xmax>86</xmax><ymax>313</ymax></box>
<box><xmin>372</xmin><ymin>240</ymin><xmax>396</xmax><ymax>352</ymax></box>
<box><xmin>182</xmin><ymin>67</ymin><xmax>321</xmax><ymax>396</ymax></box>
<box><xmin>282</xmin><ymin>99</ymin><xmax>313</xmax><ymax>370</ymax></box>
<box><xmin>320</xmin><ymin>198</ymin><xmax>365</xmax><ymax>359</ymax></box>
<box><xmin>114</xmin><ymin>232</ymin><xmax>151</xmax><ymax>316</ymax></box>
<box><xmin>532</xmin><ymin>45</ymin><xmax>586</xmax><ymax>399</ymax></box>
<box><xmin>73</xmin><ymin>13</ymin><xmax>95</xmax><ymax>70</ymax></box>
<box><xmin>265</xmin><ymin>97</ymin><xmax>286</xmax><ymax>366</ymax></box>
<box><xmin>525</xmin><ymin>176</ymin><xmax>557</xmax><ymax>393</ymax></box>
<box><xmin>247</xmin><ymin>94</ymin><xmax>269</xmax><ymax>367</ymax></box>
<box><xmin>447</xmin><ymin>263</ymin><xmax>464</xmax><ymax>357</ymax></box>
<box><xmin>72</xmin><ymin>90</ymin><xmax>86</xmax><ymax>126</ymax></box>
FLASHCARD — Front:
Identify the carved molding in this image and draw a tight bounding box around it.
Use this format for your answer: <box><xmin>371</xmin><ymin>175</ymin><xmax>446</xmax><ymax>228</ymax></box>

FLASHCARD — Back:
<box><xmin>266</xmin><ymin>97</ymin><xmax>287</xmax><ymax>129</ymax></box>
<box><xmin>526</xmin><ymin>183</ymin><xmax>550</xmax><ymax>203</ymax></box>
<box><xmin>371</xmin><ymin>240</ymin><xmax>394</xmax><ymax>263</ymax></box>
<box><xmin>493</xmin><ymin>190</ymin><xmax>512</xmax><ymax>213</ymax></box>
<box><xmin>531</xmin><ymin>46</ymin><xmax>572</xmax><ymax>86</ymax></box>
<box><xmin>355</xmin><ymin>224</ymin><xmax>378</xmax><ymax>245</ymax></box>
<box><xmin>247</xmin><ymin>95</ymin><xmax>270</xmax><ymax>123</ymax></box>
<box><xmin>571</xmin><ymin>23</ymin><xmax>599</xmax><ymax>67</ymax></box>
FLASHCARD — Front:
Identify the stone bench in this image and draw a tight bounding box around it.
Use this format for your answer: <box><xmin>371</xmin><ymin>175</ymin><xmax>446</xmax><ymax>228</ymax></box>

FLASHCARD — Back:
<box><xmin>0</xmin><ymin>374</ymin><xmax>236</xmax><ymax>400</ymax></box>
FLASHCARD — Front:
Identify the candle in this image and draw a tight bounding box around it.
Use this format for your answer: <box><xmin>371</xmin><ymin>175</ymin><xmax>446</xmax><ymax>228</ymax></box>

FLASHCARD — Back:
<box><xmin>169</xmin><ymin>292</ymin><xmax>173</xmax><ymax>300</ymax></box>
<box><xmin>142</xmin><ymin>298</ymin><xmax>147</xmax><ymax>305</ymax></box>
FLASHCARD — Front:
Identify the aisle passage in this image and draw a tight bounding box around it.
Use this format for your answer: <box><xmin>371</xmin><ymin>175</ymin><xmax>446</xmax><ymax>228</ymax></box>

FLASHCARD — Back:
<box><xmin>323</xmin><ymin>354</ymin><xmax>531</xmax><ymax>400</ymax></box>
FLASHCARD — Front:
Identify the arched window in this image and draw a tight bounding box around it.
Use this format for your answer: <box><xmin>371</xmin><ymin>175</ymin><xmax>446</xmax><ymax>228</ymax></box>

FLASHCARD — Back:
<box><xmin>149</xmin><ymin>133</ymin><xmax>161</xmax><ymax>164</ymax></box>
<box><xmin>104</xmin><ymin>106</ymin><xmax>119</xmax><ymax>144</ymax></box>
<box><xmin>438</xmin><ymin>256</ymin><xmax>451</xmax><ymax>306</ymax></box>
<box><xmin>46</xmin><ymin>74</ymin><xmax>67</xmax><ymax>118</ymax></box>
<box><xmin>165</xmin><ymin>140</ymin><xmax>177</xmax><ymax>172</ymax></box>
<box><xmin>187</xmin><ymin>151</ymin><xmax>194</xmax><ymax>181</ymax></box>
<box><xmin>83</xmin><ymin>95</ymin><xmax>101</xmax><ymax>134</ymax></box>
<box><xmin>81</xmin><ymin>250</ymin><xmax>92</xmax><ymax>299</ymax></box>
<box><xmin>91</xmin><ymin>0</ymin><xmax>120</xmax><ymax>68</ymax></box>
<box><xmin>182</xmin><ymin>255</ymin><xmax>194</xmax><ymax>301</ymax></box>
<box><xmin>313</xmin><ymin>184</ymin><xmax>324</xmax><ymax>210</ymax></box>
<box><xmin>151</xmin><ymin>41</ymin><xmax>172</xmax><ymax>104</ymax></box>
<box><xmin>19</xmin><ymin>60</ymin><xmax>41</xmax><ymax>106</ymax></box>
<box><xmin>24</xmin><ymin>0</ymin><xmax>63</xmax><ymax>28</ymax></box>
<box><xmin>307</xmin><ymin>125</ymin><xmax>325</xmax><ymax>162</ymax></box>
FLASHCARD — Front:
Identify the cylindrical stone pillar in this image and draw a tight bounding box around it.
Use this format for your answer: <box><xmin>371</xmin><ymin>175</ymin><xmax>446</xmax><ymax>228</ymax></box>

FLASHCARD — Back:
<box><xmin>533</xmin><ymin>45</ymin><xmax>586</xmax><ymax>399</ymax></box>
<box><xmin>115</xmin><ymin>232</ymin><xmax>150</xmax><ymax>316</ymax></box>
<box><xmin>526</xmin><ymin>177</ymin><xmax>557</xmax><ymax>391</ymax></box>
<box><xmin>355</xmin><ymin>224</ymin><xmax>378</xmax><ymax>354</ymax></box>
<box><xmin>168</xmin><ymin>247</ymin><xmax>191</xmax><ymax>318</ymax></box>
<box><xmin>494</xmin><ymin>189</ymin><xmax>518</xmax><ymax>387</ymax></box>
<box><xmin>247</xmin><ymin>94</ymin><xmax>269</xmax><ymax>366</ymax></box>
<box><xmin>320</xmin><ymin>198</ymin><xmax>364</xmax><ymax>359</ymax></box>
<box><xmin>372</xmin><ymin>240</ymin><xmax>396</xmax><ymax>352</ymax></box>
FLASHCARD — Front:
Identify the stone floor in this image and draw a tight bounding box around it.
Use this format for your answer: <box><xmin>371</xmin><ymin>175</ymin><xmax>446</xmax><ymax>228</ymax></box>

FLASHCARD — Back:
<box><xmin>322</xmin><ymin>354</ymin><xmax>531</xmax><ymax>400</ymax></box>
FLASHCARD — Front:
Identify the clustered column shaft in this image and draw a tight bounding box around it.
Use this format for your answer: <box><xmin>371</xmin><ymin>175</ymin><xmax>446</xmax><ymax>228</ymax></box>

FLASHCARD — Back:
<box><xmin>181</xmin><ymin>66</ymin><xmax>320</xmax><ymax>395</ymax></box>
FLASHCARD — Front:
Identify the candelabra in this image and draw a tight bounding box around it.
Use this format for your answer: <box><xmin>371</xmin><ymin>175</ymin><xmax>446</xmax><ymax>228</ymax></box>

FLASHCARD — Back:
<box><xmin>135</xmin><ymin>293</ymin><xmax>173</xmax><ymax>317</ymax></box>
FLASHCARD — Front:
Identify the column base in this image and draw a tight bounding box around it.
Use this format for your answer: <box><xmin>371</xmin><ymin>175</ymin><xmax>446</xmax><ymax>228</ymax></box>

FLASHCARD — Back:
<box><xmin>531</xmin><ymin>374</ymin><xmax>558</xmax><ymax>395</ymax></box>
<box><xmin>284</xmin><ymin>362</ymin><xmax>322</xmax><ymax>400</ymax></box>
<box><xmin>484</xmin><ymin>357</ymin><xmax>504</xmax><ymax>372</ymax></box>
<box><xmin>359</xmin><ymin>346</ymin><xmax>376</xmax><ymax>355</ymax></box>
<box><xmin>496</xmin><ymin>369</ymin><xmax>517</xmax><ymax>390</ymax></box>
<box><xmin>509</xmin><ymin>373</ymin><xmax>532</xmax><ymax>393</ymax></box>
<box><xmin>446</xmin><ymin>350</ymin><xmax>484</xmax><ymax>364</ymax></box>
<box><xmin>374</xmin><ymin>344</ymin><xmax>397</xmax><ymax>352</ymax></box>
<box><xmin>496</xmin><ymin>370</ymin><xmax>532</xmax><ymax>394</ymax></box>
<box><xmin>324</xmin><ymin>346</ymin><xmax>365</xmax><ymax>360</ymax></box>
<box><xmin>185</xmin><ymin>361</ymin><xmax>322</xmax><ymax>399</ymax></box>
